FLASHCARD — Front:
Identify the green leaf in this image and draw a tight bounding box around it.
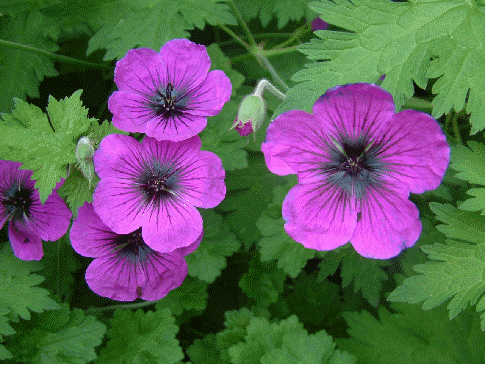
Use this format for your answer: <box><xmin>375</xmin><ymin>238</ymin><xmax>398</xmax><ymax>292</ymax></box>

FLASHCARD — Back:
<box><xmin>9</xmin><ymin>303</ymin><xmax>106</xmax><ymax>363</ymax></box>
<box><xmin>226</xmin><ymin>314</ymin><xmax>353</xmax><ymax>364</ymax></box>
<box><xmin>0</xmin><ymin>90</ymin><xmax>96</xmax><ymax>202</ymax></box>
<box><xmin>427</xmin><ymin>12</ymin><xmax>485</xmax><ymax>134</ymax></box>
<box><xmin>187</xmin><ymin>333</ymin><xmax>222</xmax><ymax>364</ymax></box>
<box><xmin>261</xmin><ymin>329</ymin><xmax>356</xmax><ymax>364</ymax></box>
<box><xmin>98</xmin><ymin>308</ymin><xmax>183</xmax><ymax>363</ymax></box>
<box><xmin>257</xmin><ymin>183</ymin><xmax>315</xmax><ymax>278</ymax></box>
<box><xmin>219</xmin><ymin>154</ymin><xmax>287</xmax><ymax>246</ymax></box>
<box><xmin>155</xmin><ymin>276</ymin><xmax>208</xmax><ymax>316</ymax></box>
<box><xmin>0</xmin><ymin>10</ymin><xmax>59</xmax><ymax>113</ymax></box>
<box><xmin>239</xmin><ymin>256</ymin><xmax>286</xmax><ymax>307</ymax></box>
<box><xmin>57</xmin><ymin>166</ymin><xmax>96</xmax><ymax>218</ymax></box>
<box><xmin>429</xmin><ymin>203</ymin><xmax>484</xmax><ymax>244</ymax></box>
<box><xmin>388</xmin><ymin>239</ymin><xmax>485</xmax><ymax>321</ymax></box>
<box><xmin>0</xmin><ymin>306</ymin><xmax>15</xmax><ymax>360</ymax></box>
<box><xmin>0</xmin><ymin>0</ymin><xmax>60</xmax><ymax>16</ymax></box>
<box><xmin>338</xmin><ymin>303</ymin><xmax>484</xmax><ymax>363</ymax></box>
<box><xmin>0</xmin><ymin>244</ymin><xmax>59</xmax><ymax>321</ymax></box>
<box><xmin>273</xmin><ymin>0</ymin><xmax>484</xmax><ymax>132</ymax></box>
<box><xmin>318</xmin><ymin>245</ymin><xmax>390</xmax><ymax>307</ymax></box>
<box><xmin>185</xmin><ymin>210</ymin><xmax>241</xmax><ymax>283</ymax></box>
<box><xmin>450</xmin><ymin>141</ymin><xmax>485</xmax><ymax>186</ymax></box>
<box><xmin>201</xmin><ymin>99</ymin><xmax>249</xmax><ymax>172</ymax></box>
<box><xmin>236</xmin><ymin>0</ymin><xmax>316</xmax><ymax>29</ymax></box>
<box><xmin>39</xmin><ymin>235</ymin><xmax>82</xmax><ymax>303</ymax></box>
<box><xmin>207</xmin><ymin>43</ymin><xmax>245</xmax><ymax>95</ymax></box>
<box><xmin>87</xmin><ymin>0</ymin><xmax>236</xmax><ymax>60</ymax></box>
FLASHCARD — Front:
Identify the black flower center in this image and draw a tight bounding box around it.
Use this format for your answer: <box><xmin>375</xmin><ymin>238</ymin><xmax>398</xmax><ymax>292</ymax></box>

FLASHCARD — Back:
<box><xmin>137</xmin><ymin>160</ymin><xmax>179</xmax><ymax>205</ymax></box>
<box><xmin>323</xmin><ymin>135</ymin><xmax>384</xmax><ymax>199</ymax></box>
<box><xmin>1</xmin><ymin>181</ymin><xmax>34</xmax><ymax>222</ymax></box>
<box><xmin>113</xmin><ymin>228</ymin><xmax>154</xmax><ymax>262</ymax></box>
<box><xmin>148</xmin><ymin>82</ymin><xmax>187</xmax><ymax>118</ymax></box>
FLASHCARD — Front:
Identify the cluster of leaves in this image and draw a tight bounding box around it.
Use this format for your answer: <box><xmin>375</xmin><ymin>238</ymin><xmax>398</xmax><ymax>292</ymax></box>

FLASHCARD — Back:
<box><xmin>275</xmin><ymin>0</ymin><xmax>485</xmax><ymax>135</ymax></box>
<box><xmin>0</xmin><ymin>0</ymin><xmax>484</xmax><ymax>363</ymax></box>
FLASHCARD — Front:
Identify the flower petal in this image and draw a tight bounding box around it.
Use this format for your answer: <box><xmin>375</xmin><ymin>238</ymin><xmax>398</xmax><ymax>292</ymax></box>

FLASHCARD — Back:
<box><xmin>30</xmin><ymin>190</ymin><xmax>72</xmax><ymax>242</ymax></box>
<box><xmin>8</xmin><ymin>220</ymin><xmax>43</xmax><ymax>261</ymax></box>
<box><xmin>282</xmin><ymin>183</ymin><xmax>357</xmax><ymax>251</ymax></box>
<box><xmin>376</xmin><ymin>110</ymin><xmax>450</xmax><ymax>194</ymax></box>
<box><xmin>70</xmin><ymin>202</ymin><xmax>117</xmax><ymax>258</ymax></box>
<box><xmin>93</xmin><ymin>177</ymin><xmax>148</xmax><ymax>234</ymax></box>
<box><xmin>312</xmin><ymin>83</ymin><xmax>396</xmax><ymax>142</ymax></box>
<box><xmin>93</xmin><ymin>133</ymin><xmax>144</xmax><ymax>179</ymax></box>
<box><xmin>108</xmin><ymin>90</ymin><xmax>157</xmax><ymax>135</ymax></box>
<box><xmin>142</xmin><ymin>201</ymin><xmax>203</xmax><ymax>253</ymax></box>
<box><xmin>262</xmin><ymin>110</ymin><xmax>325</xmax><ymax>176</ymax></box>
<box><xmin>159</xmin><ymin>39</ymin><xmax>211</xmax><ymax>91</ymax></box>
<box><xmin>174</xmin><ymin>230</ymin><xmax>203</xmax><ymax>256</ymax></box>
<box><xmin>177</xmin><ymin>151</ymin><xmax>226</xmax><ymax>209</ymax></box>
<box><xmin>145</xmin><ymin>111</ymin><xmax>208</xmax><ymax>142</ymax></box>
<box><xmin>185</xmin><ymin>70</ymin><xmax>232</xmax><ymax>116</ymax></box>
<box><xmin>113</xmin><ymin>48</ymin><xmax>160</xmax><ymax>91</ymax></box>
<box><xmin>350</xmin><ymin>183</ymin><xmax>421</xmax><ymax>259</ymax></box>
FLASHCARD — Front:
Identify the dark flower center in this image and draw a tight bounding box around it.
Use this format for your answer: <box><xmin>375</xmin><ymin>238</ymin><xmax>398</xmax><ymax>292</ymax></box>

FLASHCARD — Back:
<box><xmin>323</xmin><ymin>135</ymin><xmax>384</xmax><ymax>199</ymax></box>
<box><xmin>148</xmin><ymin>82</ymin><xmax>187</xmax><ymax>118</ymax></box>
<box><xmin>137</xmin><ymin>160</ymin><xmax>179</xmax><ymax>205</ymax></box>
<box><xmin>1</xmin><ymin>181</ymin><xmax>34</xmax><ymax>221</ymax></box>
<box><xmin>113</xmin><ymin>228</ymin><xmax>154</xmax><ymax>262</ymax></box>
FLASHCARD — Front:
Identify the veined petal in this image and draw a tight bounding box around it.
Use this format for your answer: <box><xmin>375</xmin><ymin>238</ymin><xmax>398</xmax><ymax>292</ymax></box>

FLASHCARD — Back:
<box><xmin>144</xmin><ymin>112</ymin><xmax>207</xmax><ymax>142</ymax></box>
<box><xmin>185</xmin><ymin>70</ymin><xmax>232</xmax><ymax>116</ymax></box>
<box><xmin>376</xmin><ymin>110</ymin><xmax>450</xmax><ymax>194</ymax></box>
<box><xmin>312</xmin><ymin>83</ymin><xmax>396</xmax><ymax>142</ymax></box>
<box><xmin>282</xmin><ymin>183</ymin><xmax>357</xmax><ymax>251</ymax></box>
<box><xmin>351</xmin><ymin>183</ymin><xmax>421</xmax><ymax>259</ymax></box>
<box><xmin>142</xmin><ymin>201</ymin><xmax>203</xmax><ymax>253</ymax></box>
<box><xmin>8</xmin><ymin>220</ymin><xmax>43</xmax><ymax>261</ymax></box>
<box><xmin>159</xmin><ymin>39</ymin><xmax>211</xmax><ymax>91</ymax></box>
<box><xmin>114</xmin><ymin>48</ymin><xmax>160</xmax><ymax>91</ymax></box>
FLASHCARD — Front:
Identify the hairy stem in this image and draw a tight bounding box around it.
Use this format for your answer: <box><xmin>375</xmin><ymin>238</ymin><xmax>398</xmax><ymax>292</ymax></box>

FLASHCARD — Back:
<box><xmin>228</xmin><ymin>0</ymin><xmax>257</xmax><ymax>47</ymax></box>
<box><xmin>254</xmin><ymin>51</ymin><xmax>290</xmax><ymax>92</ymax></box>
<box><xmin>273</xmin><ymin>22</ymin><xmax>312</xmax><ymax>49</ymax></box>
<box><xmin>86</xmin><ymin>300</ymin><xmax>158</xmax><ymax>313</ymax></box>
<box><xmin>217</xmin><ymin>23</ymin><xmax>250</xmax><ymax>50</ymax></box>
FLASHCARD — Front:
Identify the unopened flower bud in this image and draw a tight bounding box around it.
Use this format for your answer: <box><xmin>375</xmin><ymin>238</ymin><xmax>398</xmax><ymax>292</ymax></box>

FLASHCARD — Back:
<box><xmin>75</xmin><ymin>136</ymin><xmax>96</xmax><ymax>187</ymax></box>
<box><xmin>230</xmin><ymin>94</ymin><xmax>266</xmax><ymax>141</ymax></box>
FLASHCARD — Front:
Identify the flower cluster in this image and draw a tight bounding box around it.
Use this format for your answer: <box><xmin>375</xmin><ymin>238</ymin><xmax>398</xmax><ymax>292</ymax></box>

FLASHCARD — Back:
<box><xmin>1</xmin><ymin>39</ymin><xmax>231</xmax><ymax>302</ymax></box>
<box><xmin>262</xmin><ymin>83</ymin><xmax>450</xmax><ymax>259</ymax></box>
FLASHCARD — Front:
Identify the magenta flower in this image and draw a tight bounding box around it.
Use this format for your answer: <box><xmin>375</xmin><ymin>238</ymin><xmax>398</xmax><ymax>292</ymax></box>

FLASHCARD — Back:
<box><xmin>70</xmin><ymin>202</ymin><xmax>201</xmax><ymax>301</ymax></box>
<box><xmin>261</xmin><ymin>83</ymin><xmax>450</xmax><ymax>259</ymax></box>
<box><xmin>108</xmin><ymin>38</ymin><xmax>232</xmax><ymax>142</ymax></box>
<box><xmin>0</xmin><ymin>160</ymin><xmax>72</xmax><ymax>261</ymax></box>
<box><xmin>92</xmin><ymin>133</ymin><xmax>225</xmax><ymax>254</ymax></box>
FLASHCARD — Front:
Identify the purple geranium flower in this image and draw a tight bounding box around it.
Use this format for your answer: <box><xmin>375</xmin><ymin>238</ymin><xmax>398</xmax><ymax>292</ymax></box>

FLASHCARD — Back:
<box><xmin>70</xmin><ymin>202</ymin><xmax>201</xmax><ymax>301</ymax></box>
<box><xmin>261</xmin><ymin>83</ymin><xmax>450</xmax><ymax>259</ymax></box>
<box><xmin>0</xmin><ymin>160</ymin><xmax>72</xmax><ymax>261</ymax></box>
<box><xmin>108</xmin><ymin>38</ymin><xmax>232</xmax><ymax>142</ymax></box>
<box><xmin>92</xmin><ymin>133</ymin><xmax>225</xmax><ymax>254</ymax></box>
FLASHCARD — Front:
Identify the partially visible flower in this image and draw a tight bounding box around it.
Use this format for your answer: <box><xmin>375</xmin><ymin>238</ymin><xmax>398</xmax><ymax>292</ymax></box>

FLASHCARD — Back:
<box><xmin>92</xmin><ymin>133</ymin><xmax>225</xmax><ymax>254</ymax></box>
<box><xmin>311</xmin><ymin>17</ymin><xmax>329</xmax><ymax>31</ymax></box>
<box><xmin>261</xmin><ymin>83</ymin><xmax>450</xmax><ymax>259</ymax></box>
<box><xmin>0</xmin><ymin>160</ymin><xmax>72</xmax><ymax>261</ymax></box>
<box><xmin>108</xmin><ymin>39</ymin><xmax>232</xmax><ymax>142</ymax></box>
<box><xmin>229</xmin><ymin>94</ymin><xmax>266</xmax><ymax>140</ymax></box>
<box><xmin>75</xmin><ymin>136</ymin><xmax>96</xmax><ymax>187</ymax></box>
<box><xmin>70</xmin><ymin>202</ymin><xmax>201</xmax><ymax>301</ymax></box>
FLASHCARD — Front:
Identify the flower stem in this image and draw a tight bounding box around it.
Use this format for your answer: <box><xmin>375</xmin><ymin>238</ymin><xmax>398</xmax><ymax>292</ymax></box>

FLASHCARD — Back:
<box><xmin>0</xmin><ymin>39</ymin><xmax>110</xmax><ymax>69</ymax></box>
<box><xmin>254</xmin><ymin>79</ymin><xmax>286</xmax><ymax>100</ymax></box>
<box><xmin>228</xmin><ymin>0</ymin><xmax>257</xmax><ymax>48</ymax></box>
<box><xmin>254</xmin><ymin>51</ymin><xmax>290</xmax><ymax>92</ymax></box>
<box><xmin>401</xmin><ymin>97</ymin><xmax>433</xmax><ymax>112</ymax></box>
<box><xmin>217</xmin><ymin>23</ymin><xmax>250</xmax><ymax>50</ymax></box>
<box><xmin>273</xmin><ymin>22</ymin><xmax>312</xmax><ymax>50</ymax></box>
<box><xmin>86</xmin><ymin>300</ymin><xmax>158</xmax><ymax>313</ymax></box>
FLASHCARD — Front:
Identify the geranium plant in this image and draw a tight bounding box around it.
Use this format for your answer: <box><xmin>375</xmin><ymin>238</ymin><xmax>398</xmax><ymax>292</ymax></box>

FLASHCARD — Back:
<box><xmin>0</xmin><ymin>0</ymin><xmax>483</xmax><ymax>363</ymax></box>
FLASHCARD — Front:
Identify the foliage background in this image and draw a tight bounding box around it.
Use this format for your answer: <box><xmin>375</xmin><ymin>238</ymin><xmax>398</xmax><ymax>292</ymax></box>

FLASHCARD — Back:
<box><xmin>0</xmin><ymin>0</ymin><xmax>484</xmax><ymax>363</ymax></box>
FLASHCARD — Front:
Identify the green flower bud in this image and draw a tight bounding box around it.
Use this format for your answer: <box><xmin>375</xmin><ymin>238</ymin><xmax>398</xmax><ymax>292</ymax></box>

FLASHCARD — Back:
<box><xmin>75</xmin><ymin>136</ymin><xmax>96</xmax><ymax>187</ymax></box>
<box><xmin>230</xmin><ymin>94</ymin><xmax>266</xmax><ymax>141</ymax></box>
